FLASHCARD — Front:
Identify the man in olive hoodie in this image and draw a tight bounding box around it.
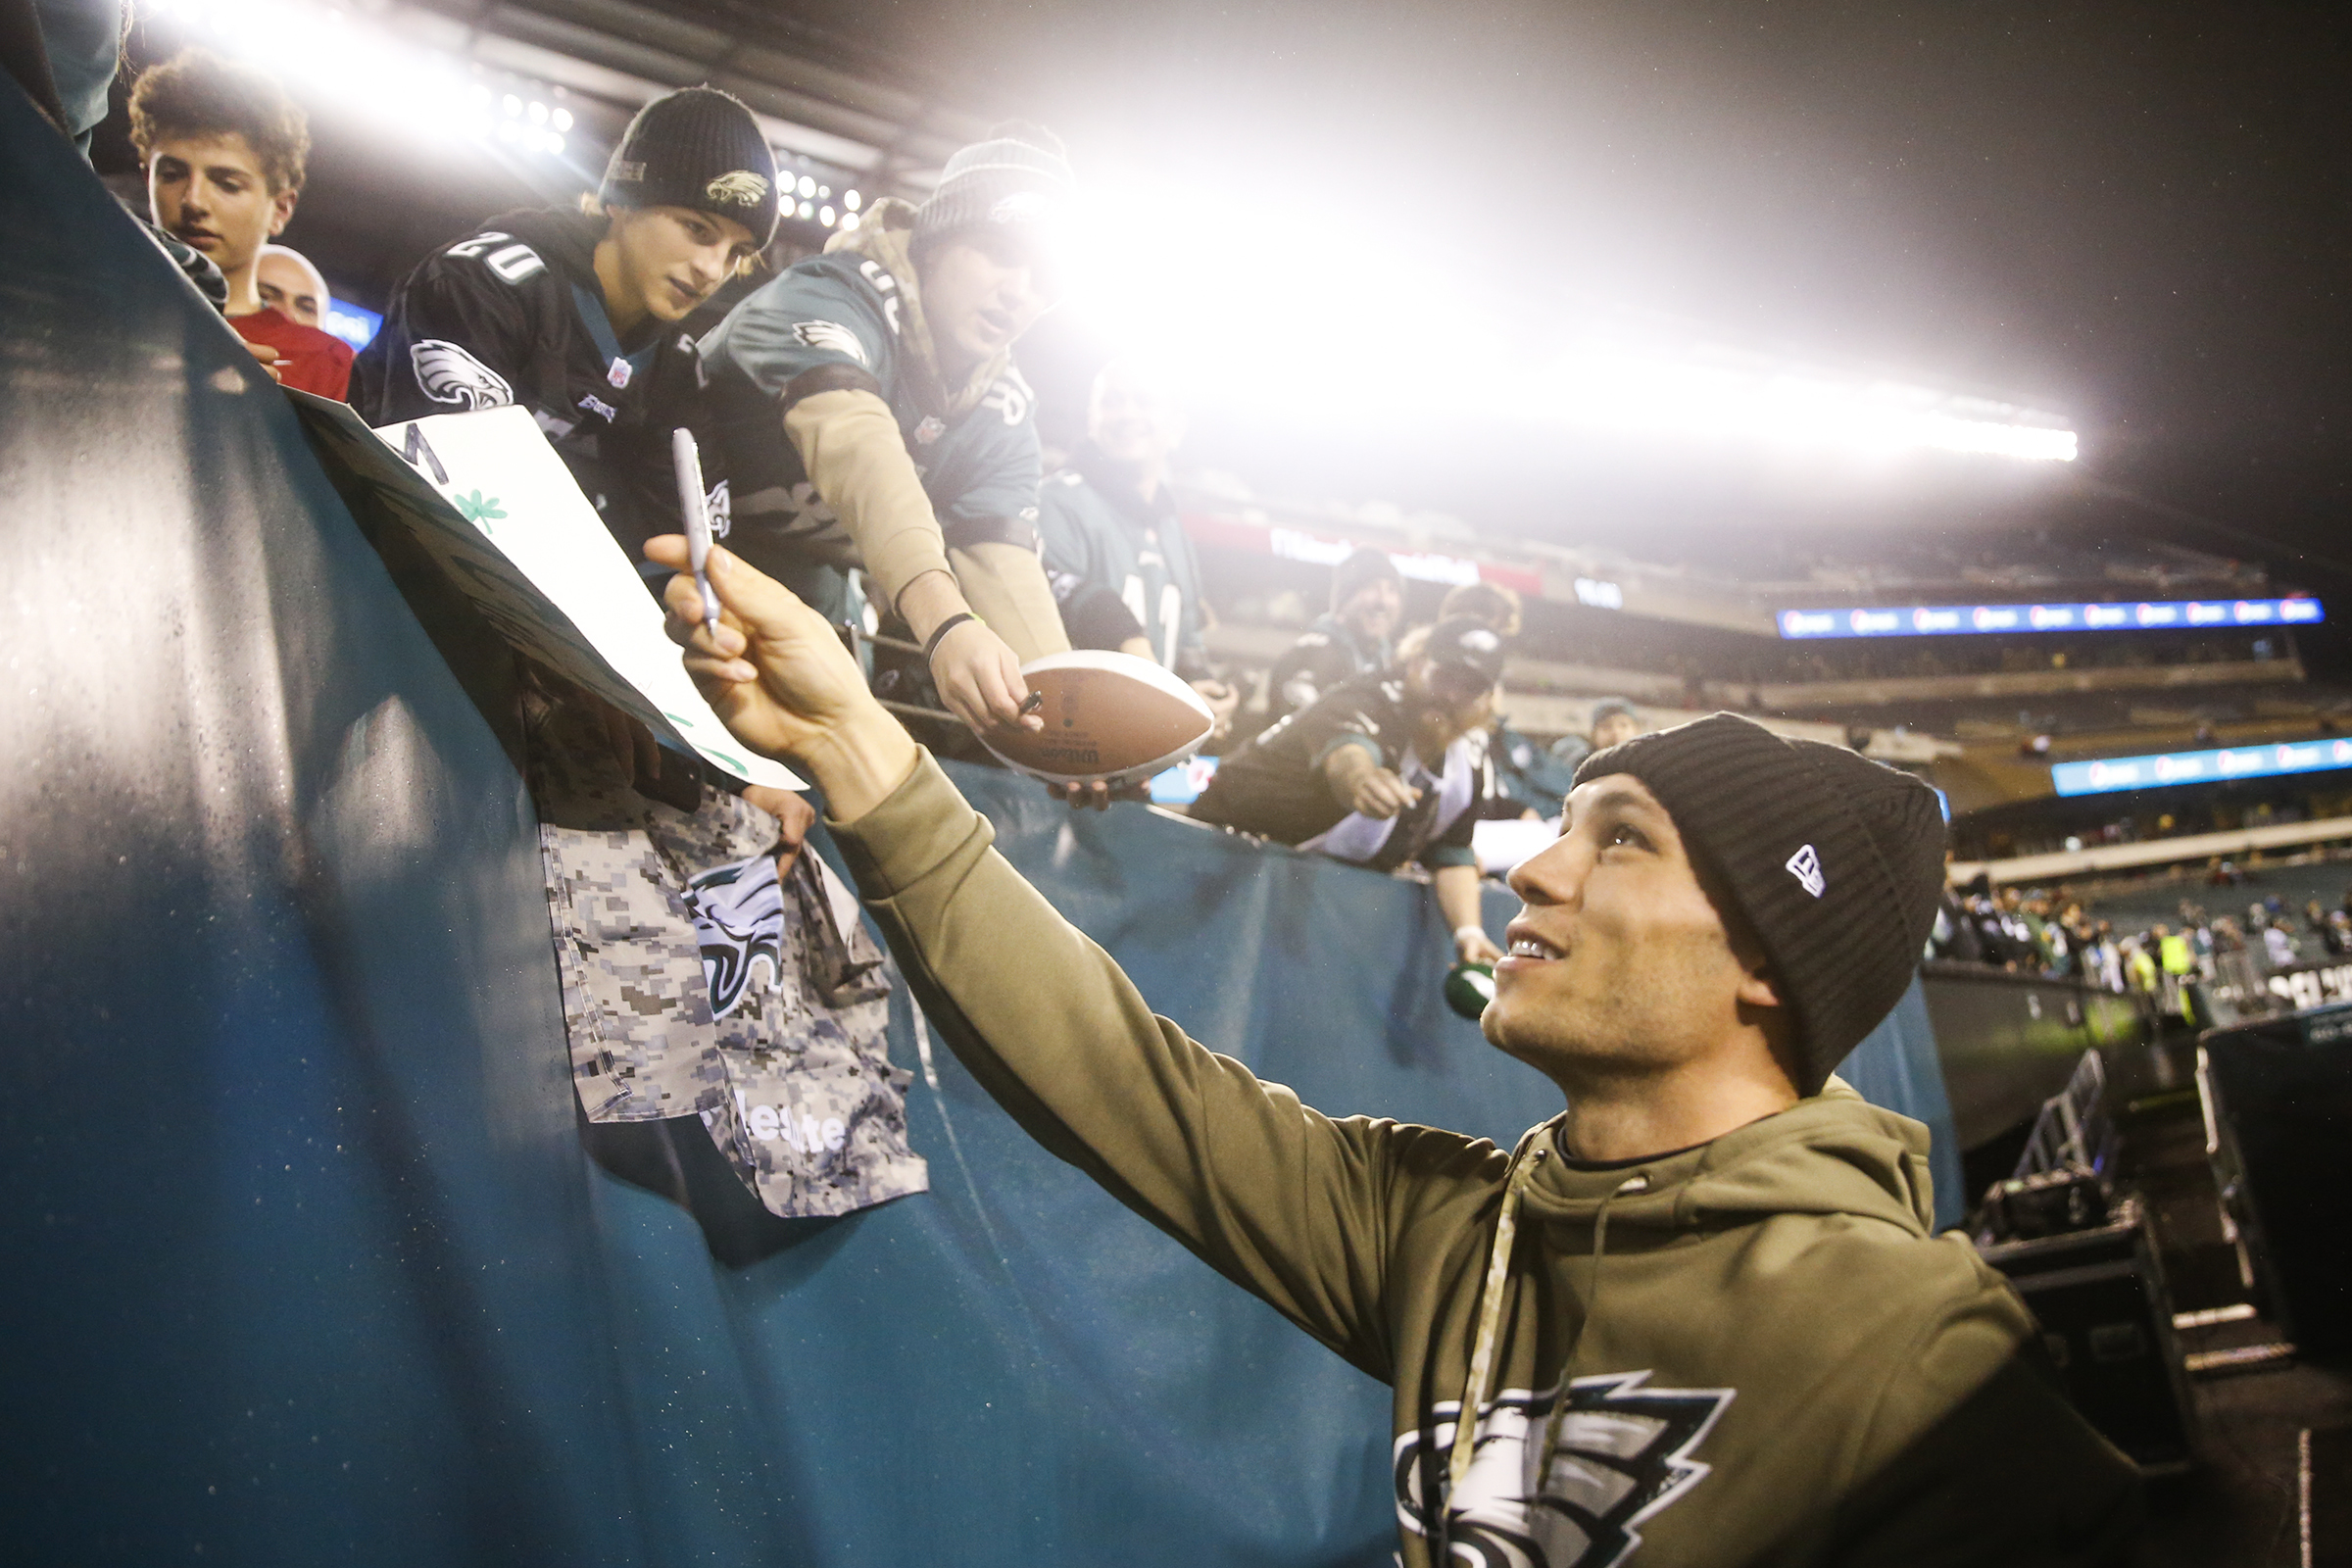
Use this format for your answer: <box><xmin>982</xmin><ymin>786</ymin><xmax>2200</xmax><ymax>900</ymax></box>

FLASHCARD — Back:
<box><xmin>647</xmin><ymin>540</ymin><xmax>2143</xmax><ymax>1567</ymax></box>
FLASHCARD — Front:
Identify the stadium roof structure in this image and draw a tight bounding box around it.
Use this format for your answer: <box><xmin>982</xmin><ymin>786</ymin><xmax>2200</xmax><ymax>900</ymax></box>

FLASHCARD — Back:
<box><xmin>368</xmin><ymin>0</ymin><xmax>988</xmax><ymax>197</ymax></box>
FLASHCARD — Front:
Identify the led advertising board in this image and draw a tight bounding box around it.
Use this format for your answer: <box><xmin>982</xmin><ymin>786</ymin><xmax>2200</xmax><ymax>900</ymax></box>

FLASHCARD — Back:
<box><xmin>2051</xmin><ymin>738</ymin><xmax>2352</xmax><ymax>798</ymax></box>
<box><xmin>323</xmin><ymin>300</ymin><xmax>382</xmax><ymax>351</ymax></box>
<box><xmin>1777</xmin><ymin>597</ymin><xmax>2322</xmax><ymax>640</ymax></box>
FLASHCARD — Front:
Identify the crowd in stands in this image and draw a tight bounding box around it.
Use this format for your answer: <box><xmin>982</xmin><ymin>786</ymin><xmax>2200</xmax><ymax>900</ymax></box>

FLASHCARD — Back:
<box><xmin>36</xmin><ymin>42</ymin><xmax>1648</xmax><ymax>966</ymax></box>
<box><xmin>1221</xmin><ymin>579</ymin><xmax>2297</xmax><ymax>702</ymax></box>
<box><xmin>1934</xmin><ymin>875</ymin><xmax>2352</xmax><ymax>1008</ymax></box>
<box><xmin>42</xmin><ymin>41</ymin><xmax>2321</xmax><ymax>784</ymax></box>
<box><xmin>81</xmin><ymin>39</ymin><xmax>2336</xmax><ymax>998</ymax></box>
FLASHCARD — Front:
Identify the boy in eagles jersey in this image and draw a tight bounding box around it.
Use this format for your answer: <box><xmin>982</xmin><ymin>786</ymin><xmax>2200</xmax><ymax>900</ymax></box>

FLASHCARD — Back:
<box><xmin>364</xmin><ymin>89</ymin><xmax>833</xmax><ymax>1137</ymax></box>
<box><xmin>697</xmin><ymin>122</ymin><xmax>1077</xmax><ymax>741</ymax></box>
<box><xmin>648</xmin><ymin>543</ymin><xmax>2142</xmax><ymax>1568</ymax></box>
<box><xmin>361</xmin><ymin>85</ymin><xmax>775</xmax><ymax>565</ymax></box>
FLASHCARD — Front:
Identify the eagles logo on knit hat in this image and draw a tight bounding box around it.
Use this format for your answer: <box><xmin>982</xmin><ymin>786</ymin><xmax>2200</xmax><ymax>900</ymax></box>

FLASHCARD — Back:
<box><xmin>599</xmin><ymin>86</ymin><xmax>780</xmax><ymax>248</ymax></box>
<box><xmin>914</xmin><ymin>121</ymin><xmax>1077</xmax><ymax>250</ymax></box>
<box><xmin>1423</xmin><ymin>615</ymin><xmax>1508</xmax><ymax>685</ymax></box>
<box><xmin>1574</xmin><ymin>712</ymin><xmax>1947</xmax><ymax>1096</ymax></box>
<box><xmin>704</xmin><ymin>170</ymin><xmax>770</xmax><ymax>209</ymax></box>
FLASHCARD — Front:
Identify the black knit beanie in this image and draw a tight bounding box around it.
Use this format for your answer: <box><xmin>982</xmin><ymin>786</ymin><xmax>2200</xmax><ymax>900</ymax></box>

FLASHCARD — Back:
<box><xmin>599</xmin><ymin>86</ymin><xmax>779</xmax><ymax>246</ymax></box>
<box><xmin>1575</xmin><ymin>712</ymin><xmax>1946</xmax><ymax>1095</ymax></box>
<box><xmin>913</xmin><ymin>121</ymin><xmax>1076</xmax><ymax>248</ymax></box>
<box><xmin>1423</xmin><ymin>616</ymin><xmax>1509</xmax><ymax>684</ymax></box>
<box><xmin>1331</xmin><ymin>548</ymin><xmax>1402</xmax><ymax>610</ymax></box>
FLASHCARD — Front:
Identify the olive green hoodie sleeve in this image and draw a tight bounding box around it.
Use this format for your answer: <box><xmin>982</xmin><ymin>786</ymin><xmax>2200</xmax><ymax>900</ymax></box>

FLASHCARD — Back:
<box><xmin>1817</xmin><ymin>1278</ymin><xmax>2144</xmax><ymax>1564</ymax></box>
<box><xmin>827</xmin><ymin>750</ymin><xmax>1499</xmax><ymax>1379</ymax></box>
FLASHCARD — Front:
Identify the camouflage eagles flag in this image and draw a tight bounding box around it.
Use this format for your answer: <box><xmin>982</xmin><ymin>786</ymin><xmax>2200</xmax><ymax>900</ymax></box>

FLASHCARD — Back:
<box><xmin>529</xmin><ymin>696</ymin><xmax>926</xmax><ymax>1220</ymax></box>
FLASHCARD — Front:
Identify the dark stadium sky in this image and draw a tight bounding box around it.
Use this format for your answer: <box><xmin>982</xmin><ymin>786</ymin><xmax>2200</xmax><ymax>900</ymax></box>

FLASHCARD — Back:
<box><xmin>775</xmin><ymin>0</ymin><xmax>2349</xmax><ymax>577</ymax></box>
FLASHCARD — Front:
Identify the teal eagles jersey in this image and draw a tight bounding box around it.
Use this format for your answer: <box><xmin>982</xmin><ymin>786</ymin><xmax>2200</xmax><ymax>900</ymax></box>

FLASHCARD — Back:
<box><xmin>696</xmin><ymin>251</ymin><xmax>1044</xmax><ymax>579</ymax></box>
<box><xmin>1036</xmin><ymin>455</ymin><xmax>1210</xmax><ymax>677</ymax></box>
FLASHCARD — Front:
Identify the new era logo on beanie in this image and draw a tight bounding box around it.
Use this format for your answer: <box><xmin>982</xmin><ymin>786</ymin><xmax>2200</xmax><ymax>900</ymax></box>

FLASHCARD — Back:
<box><xmin>1575</xmin><ymin>712</ymin><xmax>1946</xmax><ymax>1096</ymax></box>
<box><xmin>599</xmin><ymin>86</ymin><xmax>780</xmax><ymax>248</ymax></box>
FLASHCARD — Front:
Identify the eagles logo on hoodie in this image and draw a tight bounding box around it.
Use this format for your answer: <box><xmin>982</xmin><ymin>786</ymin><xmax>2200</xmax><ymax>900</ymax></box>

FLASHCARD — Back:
<box><xmin>1396</xmin><ymin>1373</ymin><xmax>1734</xmax><ymax>1568</ymax></box>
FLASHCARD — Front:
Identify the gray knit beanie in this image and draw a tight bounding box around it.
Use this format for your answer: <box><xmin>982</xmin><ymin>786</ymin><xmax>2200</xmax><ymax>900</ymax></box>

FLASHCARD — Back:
<box><xmin>1576</xmin><ymin>712</ymin><xmax>1946</xmax><ymax>1095</ymax></box>
<box><xmin>913</xmin><ymin>121</ymin><xmax>1076</xmax><ymax>248</ymax></box>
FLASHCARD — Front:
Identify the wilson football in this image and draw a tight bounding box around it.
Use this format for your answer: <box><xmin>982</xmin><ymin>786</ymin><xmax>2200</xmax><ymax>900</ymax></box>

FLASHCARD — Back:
<box><xmin>976</xmin><ymin>651</ymin><xmax>1216</xmax><ymax>786</ymax></box>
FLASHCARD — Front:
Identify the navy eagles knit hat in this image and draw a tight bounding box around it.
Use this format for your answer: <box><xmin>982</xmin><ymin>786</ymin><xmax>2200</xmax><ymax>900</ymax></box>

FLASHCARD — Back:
<box><xmin>600</xmin><ymin>86</ymin><xmax>779</xmax><ymax>247</ymax></box>
<box><xmin>914</xmin><ymin>121</ymin><xmax>1076</xmax><ymax>249</ymax></box>
<box><xmin>1423</xmin><ymin>615</ymin><xmax>1509</xmax><ymax>685</ymax></box>
<box><xmin>1332</xmin><ymin>548</ymin><xmax>1402</xmax><ymax>610</ymax></box>
<box><xmin>1575</xmin><ymin>712</ymin><xmax>1947</xmax><ymax>1096</ymax></box>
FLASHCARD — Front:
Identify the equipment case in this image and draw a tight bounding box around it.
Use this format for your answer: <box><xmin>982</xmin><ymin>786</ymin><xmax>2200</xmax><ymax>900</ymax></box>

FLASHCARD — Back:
<box><xmin>1981</xmin><ymin>1197</ymin><xmax>2200</xmax><ymax>1474</ymax></box>
<box><xmin>2197</xmin><ymin>1004</ymin><xmax>2352</xmax><ymax>1358</ymax></box>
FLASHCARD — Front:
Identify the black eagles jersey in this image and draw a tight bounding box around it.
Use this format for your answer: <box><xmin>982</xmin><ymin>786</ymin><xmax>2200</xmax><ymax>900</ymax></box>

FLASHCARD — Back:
<box><xmin>359</xmin><ymin>207</ymin><xmax>722</xmax><ymax>567</ymax></box>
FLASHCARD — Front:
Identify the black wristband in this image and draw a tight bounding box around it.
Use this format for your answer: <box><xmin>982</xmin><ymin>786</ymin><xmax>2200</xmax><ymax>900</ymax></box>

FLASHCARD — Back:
<box><xmin>922</xmin><ymin>611</ymin><xmax>980</xmax><ymax>662</ymax></box>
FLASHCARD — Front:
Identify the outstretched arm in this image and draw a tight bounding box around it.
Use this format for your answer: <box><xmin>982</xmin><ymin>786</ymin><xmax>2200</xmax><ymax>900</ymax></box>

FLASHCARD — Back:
<box><xmin>644</xmin><ymin>536</ymin><xmax>1499</xmax><ymax>1377</ymax></box>
<box><xmin>1435</xmin><ymin>864</ymin><xmax>1504</xmax><ymax>965</ymax></box>
<box><xmin>782</xmin><ymin>388</ymin><xmax>1038</xmax><ymax>737</ymax></box>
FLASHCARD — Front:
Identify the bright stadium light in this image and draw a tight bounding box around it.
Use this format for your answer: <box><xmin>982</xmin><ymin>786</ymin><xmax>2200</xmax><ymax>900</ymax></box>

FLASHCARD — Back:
<box><xmin>1526</xmin><ymin>343</ymin><xmax>2079</xmax><ymax>463</ymax></box>
<box><xmin>147</xmin><ymin>0</ymin><xmax>597</xmax><ymax>173</ymax></box>
<box><xmin>1071</xmin><ymin>171</ymin><xmax>2080</xmax><ymax>465</ymax></box>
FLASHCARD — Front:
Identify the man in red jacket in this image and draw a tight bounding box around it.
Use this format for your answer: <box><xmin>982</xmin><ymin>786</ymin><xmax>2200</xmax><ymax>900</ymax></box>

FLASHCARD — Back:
<box><xmin>129</xmin><ymin>49</ymin><xmax>352</xmax><ymax>400</ymax></box>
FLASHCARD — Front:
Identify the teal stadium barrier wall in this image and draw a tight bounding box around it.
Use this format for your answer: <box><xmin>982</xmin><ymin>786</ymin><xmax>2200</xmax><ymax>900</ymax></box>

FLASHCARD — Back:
<box><xmin>0</xmin><ymin>84</ymin><xmax>1961</xmax><ymax>1566</ymax></box>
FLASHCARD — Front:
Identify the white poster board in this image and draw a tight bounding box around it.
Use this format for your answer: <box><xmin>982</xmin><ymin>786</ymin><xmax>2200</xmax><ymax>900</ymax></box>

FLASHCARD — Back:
<box><xmin>294</xmin><ymin>395</ymin><xmax>800</xmax><ymax>791</ymax></box>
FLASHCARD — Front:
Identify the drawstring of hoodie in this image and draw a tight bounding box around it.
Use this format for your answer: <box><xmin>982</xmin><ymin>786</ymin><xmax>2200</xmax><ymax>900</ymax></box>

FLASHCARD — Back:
<box><xmin>1536</xmin><ymin>1171</ymin><xmax>1648</xmax><ymax>1485</ymax></box>
<box><xmin>1443</xmin><ymin>1142</ymin><xmax>1651</xmax><ymax>1544</ymax></box>
<box><xmin>1445</xmin><ymin>1138</ymin><xmax>1543</xmax><ymax>1515</ymax></box>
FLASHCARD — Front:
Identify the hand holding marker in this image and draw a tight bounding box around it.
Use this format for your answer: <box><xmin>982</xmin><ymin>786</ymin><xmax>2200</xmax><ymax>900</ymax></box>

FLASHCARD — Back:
<box><xmin>671</xmin><ymin>428</ymin><xmax>720</xmax><ymax>638</ymax></box>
